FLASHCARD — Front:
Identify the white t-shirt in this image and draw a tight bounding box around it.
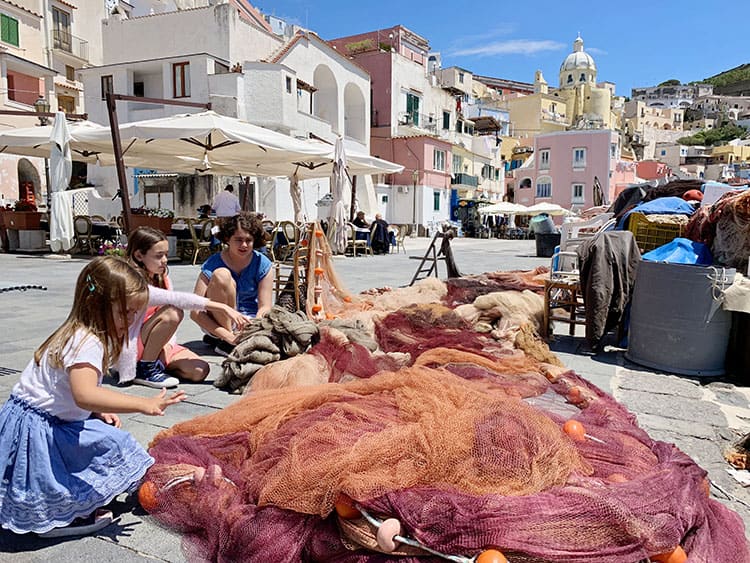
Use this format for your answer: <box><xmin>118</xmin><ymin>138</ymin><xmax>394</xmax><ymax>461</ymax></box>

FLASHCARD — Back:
<box><xmin>212</xmin><ymin>190</ymin><xmax>241</xmax><ymax>217</ymax></box>
<box><xmin>12</xmin><ymin>329</ymin><xmax>104</xmax><ymax>421</ymax></box>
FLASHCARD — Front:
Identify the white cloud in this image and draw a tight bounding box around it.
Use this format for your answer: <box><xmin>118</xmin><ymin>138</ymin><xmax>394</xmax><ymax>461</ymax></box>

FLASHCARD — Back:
<box><xmin>449</xmin><ymin>39</ymin><xmax>565</xmax><ymax>58</ymax></box>
<box><xmin>587</xmin><ymin>47</ymin><xmax>608</xmax><ymax>56</ymax></box>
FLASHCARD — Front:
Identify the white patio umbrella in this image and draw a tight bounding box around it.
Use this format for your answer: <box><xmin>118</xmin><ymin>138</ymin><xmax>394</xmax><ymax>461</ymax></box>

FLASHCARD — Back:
<box><xmin>48</xmin><ymin>112</ymin><xmax>74</xmax><ymax>252</ymax></box>
<box><xmin>478</xmin><ymin>201</ymin><xmax>528</xmax><ymax>214</ymax></box>
<box><xmin>328</xmin><ymin>138</ymin><xmax>349</xmax><ymax>254</ymax></box>
<box><xmin>74</xmin><ymin>110</ymin><xmax>330</xmax><ymax>172</ymax></box>
<box><xmin>521</xmin><ymin>202</ymin><xmax>573</xmax><ymax>216</ymax></box>
<box><xmin>289</xmin><ymin>171</ymin><xmax>304</xmax><ymax>223</ymax></box>
<box><xmin>0</xmin><ymin>119</ymin><xmax>108</xmax><ymax>162</ymax></box>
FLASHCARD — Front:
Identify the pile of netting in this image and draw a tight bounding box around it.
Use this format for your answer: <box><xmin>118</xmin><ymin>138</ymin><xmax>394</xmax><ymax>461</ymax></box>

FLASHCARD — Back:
<box><xmin>137</xmin><ymin>224</ymin><xmax>749</xmax><ymax>562</ymax></box>
<box><xmin>685</xmin><ymin>189</ymin><xmax>750</xmax><ymax>272</ymax></box>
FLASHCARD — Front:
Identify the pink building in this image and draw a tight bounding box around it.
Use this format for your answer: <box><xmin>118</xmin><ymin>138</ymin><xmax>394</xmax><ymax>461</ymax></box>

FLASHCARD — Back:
<box><xmin>512</xmin><ymin>129</ymin><xmax>637</xmax><ymax>212</ymax></box>
<box><xmin>636</xmin><ymin>160</ymin><xmax>672</xmax><ymax>181</ymax></box>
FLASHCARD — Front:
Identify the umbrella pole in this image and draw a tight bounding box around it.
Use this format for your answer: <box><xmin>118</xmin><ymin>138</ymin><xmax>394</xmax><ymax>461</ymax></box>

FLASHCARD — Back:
<box><xmin>349</xmin><ymin>175</ymin><xmax>357</xmax><ymax>221</ymax></box>
<box><xmin>106</xmin><ymin>92</ymin><xmax>133</xmax><ymax>233</ymax></box>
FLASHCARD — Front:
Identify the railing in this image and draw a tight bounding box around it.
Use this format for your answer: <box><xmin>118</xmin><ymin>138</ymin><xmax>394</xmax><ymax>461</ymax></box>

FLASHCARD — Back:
<box><xmin>451</xmin><ymin>173</ymin><xmax>479</xmax><ymax>187</ymax></box>
<box><xmin>398</xmin><ymin>112</ymin><xmax>439</xmax><ymax>133</ymax></box>
<box><xmin>51</xmin><ymin>30</ymin><xmax>89</xmax><ymax>62</ymax></box>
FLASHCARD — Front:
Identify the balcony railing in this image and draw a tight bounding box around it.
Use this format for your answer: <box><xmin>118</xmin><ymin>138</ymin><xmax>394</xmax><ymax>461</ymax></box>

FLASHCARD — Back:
<box><xmin>397</xmin><ymin>112</ymin><xmax>438</xmax><ymax>133</ymax></box>
<box><xmin>51</xmin><ymin>30</ymin><xmax>89</xmax><ymax>62</ymax></box>
<box><xmin>451</xmin><ymin>173</ymin><xmax>479</xmax><ymax>187</ymax></box>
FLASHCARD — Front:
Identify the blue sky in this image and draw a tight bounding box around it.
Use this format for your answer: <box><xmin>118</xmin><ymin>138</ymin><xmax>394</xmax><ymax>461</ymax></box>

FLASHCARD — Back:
<box><xmin>254</xmin><ymin>0</ymin><xmax>747</xmax><ymax>97</ymax></box>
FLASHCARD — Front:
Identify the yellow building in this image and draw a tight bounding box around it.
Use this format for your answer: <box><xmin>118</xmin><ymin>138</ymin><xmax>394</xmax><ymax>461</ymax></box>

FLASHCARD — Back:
<box><xmin>501</xmin><ymin>35</ymin><xmax>617</xmax><ymax>139</ymax></box>
<box><xmin>709</xmin><ymin>144</ymin><xmax>750</xmax><ymax>165</ymax></box>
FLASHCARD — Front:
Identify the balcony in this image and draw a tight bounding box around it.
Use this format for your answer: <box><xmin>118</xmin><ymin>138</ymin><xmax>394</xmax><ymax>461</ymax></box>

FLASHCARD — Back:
<box><xmin>51</xmin><ymin>30</ymin><xmax>89</xmax><ymax>63</ymax></box>
<box><xmin>397</xmin><ymin>112</ymin><xmax>438</xmax><ymax>134</ymax></box>
<box><xmin>451</xmin><ymin>173</ymin><xmax>479</xmax><ymax>187</ymax></box>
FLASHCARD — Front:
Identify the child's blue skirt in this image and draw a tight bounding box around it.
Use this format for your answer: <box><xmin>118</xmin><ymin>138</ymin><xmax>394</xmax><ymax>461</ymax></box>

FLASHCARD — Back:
<box><xmin>0</xmin><ymin>395</ymin><xmax>154</xmax><ymax>534</ymax></box>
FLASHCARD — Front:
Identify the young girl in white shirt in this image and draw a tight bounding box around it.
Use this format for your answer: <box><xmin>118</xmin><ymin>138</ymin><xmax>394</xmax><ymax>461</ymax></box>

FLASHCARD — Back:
<box><xmin>0</xmin><ymin>256</ymin><xmax>202</xmax><ymax>537</ymax></box>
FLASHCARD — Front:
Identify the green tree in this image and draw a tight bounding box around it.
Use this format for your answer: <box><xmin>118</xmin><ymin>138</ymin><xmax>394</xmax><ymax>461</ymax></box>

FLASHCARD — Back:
<box><xmin>658</xmin><ymin>79</ymin><xmax>681</xmax><ymax>87</ymax></box>
<box><xmin>677</xmin><ymin>123</ymin><xmax>748</xmax><ymax>146</ymax></box>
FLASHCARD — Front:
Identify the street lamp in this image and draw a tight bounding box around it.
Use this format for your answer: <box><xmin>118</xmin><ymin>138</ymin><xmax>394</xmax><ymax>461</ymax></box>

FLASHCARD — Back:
<box><xmin>411</xmin><ymin>169</ymin><xmax>419</xmax><ymax>237</ymax></box>
<box><xmin>33</xmin><ymin>95</ymin><xmax>50</xmax><ymax>126</ymax></box>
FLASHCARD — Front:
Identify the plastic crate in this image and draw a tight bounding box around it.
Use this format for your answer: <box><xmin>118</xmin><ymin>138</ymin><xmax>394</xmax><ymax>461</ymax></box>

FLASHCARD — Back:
<box><xmin>627</xmin><ymin>212</ymin><xmax>684</xmax><ymax>253</ymax></box>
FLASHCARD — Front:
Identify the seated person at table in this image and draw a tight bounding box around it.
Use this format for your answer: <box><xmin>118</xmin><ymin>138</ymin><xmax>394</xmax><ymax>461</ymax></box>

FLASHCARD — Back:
<box><xmin>191</xmin><ymin>213</ymin><xmax>274</xmax><ymax>356</ymax></box>
<box><xmin>370</xmin><ymin>213</ymin><xmax>391</xmax><ymax>255</ymax></box>
<box><xmin>352</xmin><ymin>210</ymin><xmax>370</xmax><ymax>241</ymax></box>
<box><xmin>127</xmin><ymin>227</ymin><xmax>247</xmax><ymax>387</ymax></box>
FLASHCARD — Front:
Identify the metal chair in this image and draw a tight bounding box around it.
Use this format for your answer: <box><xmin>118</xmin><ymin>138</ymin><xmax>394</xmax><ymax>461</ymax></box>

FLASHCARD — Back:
<box><xmin>394</xmin><ymin>224</ymin><xmax>407</xmax><ymax>254</ymax></box>
<box><xmin>345</xmin><ymin>223</ymin><xmax>369</xmax><ymax>257</ymax></box>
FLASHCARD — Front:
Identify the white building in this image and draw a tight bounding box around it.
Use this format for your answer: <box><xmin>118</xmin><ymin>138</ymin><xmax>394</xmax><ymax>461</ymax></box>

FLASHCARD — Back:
<box><xmin>79</xmin><ymin>1</ymin><xmax>373</xmax><ymax>221</ymax></box>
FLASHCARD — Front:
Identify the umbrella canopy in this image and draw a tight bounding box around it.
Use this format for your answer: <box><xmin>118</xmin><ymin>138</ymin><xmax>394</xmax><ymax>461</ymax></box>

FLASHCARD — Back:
<box><xmin>328</xmin><ymin>138</ymin><xmax>349</xmax><ymax>254</ymax></box>
<box><xmin>48</xmin><ymin>112</ymin><xmax>74</xmax><ymax>252</ymax></box>
<box><xmin>478</xmin><ymin>201</ymin><xmax>528</xmax><ymax>215</ymax></box>
<box><xmin>521</xmin><ymin>202</ymin><xmax>572</xmax><ymax>216</ymax></box>
<box><xmin>74</xmin><ymin>110</ymin><xmax>330</xmax><ymax>172</ymax></box>
<box><xmin>0</xmin><ymin>118</ymin><xmax>108</xmax><ymax>162</ymax></box>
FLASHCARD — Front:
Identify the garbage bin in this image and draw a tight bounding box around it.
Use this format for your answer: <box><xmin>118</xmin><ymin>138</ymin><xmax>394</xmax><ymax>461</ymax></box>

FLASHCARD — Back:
<box><xmin>535</xmin><ymin>232</ymin><xmax>561</xmax><ymax>258</ymax></box>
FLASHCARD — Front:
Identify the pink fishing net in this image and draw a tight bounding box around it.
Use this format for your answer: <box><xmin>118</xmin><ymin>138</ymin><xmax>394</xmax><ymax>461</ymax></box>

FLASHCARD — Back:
<box><xmin>139</xmin><ymin>255</ymin><xmax>749</xmax><ymax>562</ymax></box>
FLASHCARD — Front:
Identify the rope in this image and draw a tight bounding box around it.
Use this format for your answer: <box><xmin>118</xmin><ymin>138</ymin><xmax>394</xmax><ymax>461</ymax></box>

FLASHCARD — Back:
<box><xmin>0</xmin><ymin>284</ymin><xmax>47</xmax><ymax>293</ymax></box>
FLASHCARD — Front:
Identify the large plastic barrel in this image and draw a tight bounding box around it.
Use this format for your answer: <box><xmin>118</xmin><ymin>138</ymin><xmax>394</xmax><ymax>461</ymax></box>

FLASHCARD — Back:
<box><xmin>626</xmin><ymin>261</ymin><xmax>735</xmax><ymax>376</ymax></box>
<box><xmin>535</xmin><ymin>232</ymin><xmax>561</xmax><ymax>258</ymax></box>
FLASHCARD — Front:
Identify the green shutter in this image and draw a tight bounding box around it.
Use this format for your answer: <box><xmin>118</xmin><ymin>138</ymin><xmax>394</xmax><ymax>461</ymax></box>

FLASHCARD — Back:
<box><xmin>1</xmin><ymin>15</ymin><xmax>18</xmax><ymax>47</ymax></box>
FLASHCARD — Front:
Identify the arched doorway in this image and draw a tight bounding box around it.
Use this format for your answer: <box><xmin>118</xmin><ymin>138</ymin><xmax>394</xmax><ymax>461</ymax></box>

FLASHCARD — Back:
<box><xmin>313</xmin><ymin>65</ymin><xmax>339</xmax><ymax>133</ymax></box>
<box><xmin>17</xmin><ymin>158</ymin><xmax>42</xmax><ymax>206</ymax></box>
<box><xmin>343</xmin><ymin>83</ymin><xmax>366</xmax><ymax>142</ymax></box>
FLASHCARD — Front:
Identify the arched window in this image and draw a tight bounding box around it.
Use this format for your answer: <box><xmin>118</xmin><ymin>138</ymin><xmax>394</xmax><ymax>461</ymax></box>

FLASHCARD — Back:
<box><xmin>579</xmin><ymin>73</ymin><xmax>586</xmax><ymax>82</ymax></box>
<box><xmin>536</xmin><ymin>175</ymin><xmax>552</xmax><ymax>198</ymax></box>
<box><xmin>567</xmin><ymin>74</ymin><xmax>573</xmax><ymax>84</ymax></box>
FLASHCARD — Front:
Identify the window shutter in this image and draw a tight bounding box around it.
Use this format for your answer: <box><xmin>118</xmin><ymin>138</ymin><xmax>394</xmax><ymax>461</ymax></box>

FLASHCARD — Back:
<box><xmin>1</xmin><ymin>15</ymin><xmax>8</xmax><ymax>44</ymax></box>
<box><xmin>1</xmin><ymin>15</ymin><xmax>18</xmax><ymax>46</ymax></box>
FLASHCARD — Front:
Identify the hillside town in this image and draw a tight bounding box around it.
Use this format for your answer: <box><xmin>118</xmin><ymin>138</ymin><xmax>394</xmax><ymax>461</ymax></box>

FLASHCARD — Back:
<box><xmin>0</xmin><ymin>0</ymin><xmax>747</xmax><ymax>232</ymax></box>
<box><xmin>2</xmin><ymin>1</ymin><xmax>750</xmax><ymax>562</ymax></box>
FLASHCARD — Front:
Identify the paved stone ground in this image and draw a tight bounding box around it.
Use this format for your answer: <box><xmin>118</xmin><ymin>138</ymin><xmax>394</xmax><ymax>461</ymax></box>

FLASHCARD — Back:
<box><xmin>0</xmin><ymin>237</ymin><xmax>748</xmax><ymax>560</ymax></box>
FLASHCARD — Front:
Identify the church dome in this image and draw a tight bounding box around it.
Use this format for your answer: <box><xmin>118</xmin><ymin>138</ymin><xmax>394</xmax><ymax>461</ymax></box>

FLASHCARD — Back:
<box><xmin>559</xmin><ymin>35</ymin><xmax>596</xmax><ymax>72</ymax></box>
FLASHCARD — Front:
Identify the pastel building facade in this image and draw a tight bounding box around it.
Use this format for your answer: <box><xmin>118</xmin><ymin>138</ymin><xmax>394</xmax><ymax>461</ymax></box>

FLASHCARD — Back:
<box><xmin>78</xmin><ymin>1</ymin><xmax>373</xmax><ymax>220</ymax></box>
<box><xmin>512</xmin><ymin>129</ymin><xmax>636</xmax><ymax>212</ymax></box>
<box><xmin>329</xmin><ymin>25</ymin><xmax>506</xmax><ymax>229</ymax></box>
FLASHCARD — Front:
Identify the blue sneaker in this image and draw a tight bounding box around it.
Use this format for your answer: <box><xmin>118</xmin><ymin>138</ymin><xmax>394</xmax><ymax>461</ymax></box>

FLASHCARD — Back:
<box><xmin>134</xmin><ymin>360</ymin><xmax>179</xmax><ymax>389</ymax></box>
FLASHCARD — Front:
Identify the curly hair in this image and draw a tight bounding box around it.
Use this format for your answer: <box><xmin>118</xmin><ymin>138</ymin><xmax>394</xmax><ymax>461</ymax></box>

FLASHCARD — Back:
<box><xmin>219</xmin><ymin>212</ymin><xmax>267</xmax><ymax>248</ymax></box>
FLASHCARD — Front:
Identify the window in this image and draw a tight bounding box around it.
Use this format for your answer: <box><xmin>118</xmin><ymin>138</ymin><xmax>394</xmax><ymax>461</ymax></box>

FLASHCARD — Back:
<box><xmin>6</xmin><ymin>73</ymin><xmax>14</xmax><ymax>101</ymax></box>
<box><xmin>573</xmin><ymin>148</ymin><xmax>586</xmax><ymax>168</ymax></box>
<box><xmin>536</xmin><ymin>176</ymin><xmax>551</xmax><ymax>198</ymax></box>
<box><xmin>51</xmin><ymin>8</ymin><xmax>70</xmax><ymax>51</ymax></box>
<box><xmin>65</xmin><ymin>65</ymin><xmax>75</xmax><ymax>81</ymax></box>
<box><xmin>133</xmin><ymin>81</ymin><xmax>144</xmax><ymax>97</ymax></box>
<box><xmin>285</xmin><ymin>76</ymin><xmax>292</xmax><ymax>94</ymax></box>
<box><xmin>567</xmin><ymin>74</ymin><xmax>573</xmax><ymax>84</ymax></box>
<box><xmin>172</xmin><ymin>62</ymin><xmax>190</xmax><ymax>98</ymax></box>
<box><xmin>572</xmin><ymin>183</ymin><xmax>584</xmax><ymax>203</ymax></box>
<box><xmin>452</xmin><ymin>154</ymin><xmax>462</xmax><ymax>174</ymax></box>
<box><xmin>539</xmin><ymin>149</ymin><xmax>550</xmax><ymax>169</ymax></box>
<box><xmin>433</xmin><ymin>190</ymin><xmax>440</xmax><ymax>211</ymax></box>
<box><xmin>661</xmin><ymin>149</ymin><xmax>667</xmax><ymax>157</ymax></box>
<box><xmin>610</xmin><ymin>143</ymin><xmax>617</xmax><ymax>158</ymax></box>
<box><xmin>520</xmin><ymin>177</ymin><xmax>532</xmax><ymax>189</ymax></box>
<box><xmin>442</xmin><ymin>110</ymin><xmax>450</xmax><ymax>130</ymax></box>
<box><xmin>458</xmin><ymin>72</ymin><xmax>464</xmax><ymax>84</ymax></box>
<box><xmin>579</xmin><ymin>73</ymin><xmax>586</xmax><ymax>82</ymax></box>
<box><xmin>405</xmin><ymin>92</ymin><xmax>420</xmax><ymax>126</ymax></box>
<box><xmin>433</xmin><ymin>149</ymin><xmax>446</xmax><ymax>171</ymax></box>
<box><xmin>1</xmin><ymin>13</ymin><xmax>19</xmax><ymax>47</ymax></box>
<box><xmin>101</xmin><ymin>75</ymin><xmax>113</xmax><ymax>101</ymax></box>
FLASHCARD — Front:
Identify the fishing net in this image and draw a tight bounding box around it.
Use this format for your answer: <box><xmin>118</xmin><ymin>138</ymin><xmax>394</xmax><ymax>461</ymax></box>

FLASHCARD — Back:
<box><xmin>139</xmin><ymin>241</ymin><xmax>749</xmax><ymax>561</ymax></box>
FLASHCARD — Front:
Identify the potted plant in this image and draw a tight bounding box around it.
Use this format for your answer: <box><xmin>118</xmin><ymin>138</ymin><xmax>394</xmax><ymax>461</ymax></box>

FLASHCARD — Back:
<box><xmin>7</xmin><ymin>200</ymin><xmax>42</xmax><ymax>230</ymax></box>
<box><xmin>128</xmin><ymin>207</ymin><xmax>175</xmax><ymax>234</ymax></box>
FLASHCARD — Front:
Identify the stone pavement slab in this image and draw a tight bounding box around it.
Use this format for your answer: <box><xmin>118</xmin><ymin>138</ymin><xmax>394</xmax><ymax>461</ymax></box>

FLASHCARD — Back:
<box><xmin>0</xmin><ymin>237</ymin><xmax>748</xmax><ymax>560</ymax></box>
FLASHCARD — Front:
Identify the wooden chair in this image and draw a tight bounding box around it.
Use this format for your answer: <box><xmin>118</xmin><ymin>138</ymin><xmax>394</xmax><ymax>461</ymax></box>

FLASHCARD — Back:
<box><xmin>394</xmin><ymin>224</ymin><xmax>407</xmax><ymax>254</ymax></box>
<box><xmin>90</xmin><ymin>215</ymin><xmax>107</xmax><ymax>223</ymax></box>
<box><xmin>73</xmin><ymin>215</ymin><xmax>101</xmax><ymax>255</ymax></box>
<box><xmin>183</xmin><ymin>218</ymin><xmax>214</xmax><ymax>265</ymax></box>
<box><xmin>345</xmin><ymin>223</ymin><xmax>369</xmax><ymax>257</ymax></box>
<box><xmin>274</xmin><ymin>220</ymin><xmax>299</xmax><ymax>262</ymax></box>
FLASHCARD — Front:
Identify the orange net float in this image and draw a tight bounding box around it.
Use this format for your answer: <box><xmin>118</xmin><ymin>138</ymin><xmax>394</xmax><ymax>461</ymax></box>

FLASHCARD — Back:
<box><xmin>562</xmin><ymin>419</ymin><xmax>586</xmax><ymax>442</ymax></box>
<box><xmin>314</xmin><ymin>229</ymin><xmax>324</xmax><ymax>237</ymax></box>
<box><xmin>476</xmin><ymin>548</ymin><xmax>508</xmax><ymax>563</ymax></box>
<box><xmin>651</xmin><ymin>546</ymin><xmax>687</xmax><ymax>563</ymax></box>
<box><xmin>311</xmin><ymin>304</ymin><xmax>323</xmax><ymax>314</ymax></box>
<box><xmin>333</xmin><ymin>493</ymin><xmax>361</xmax><ymax>519</ymax></box>
<box><xmin>137</xmin><ymin>480</ymin><xmax>160</xmax><ymax>513</ymax></box>
<box><xmin>314</xmin><ymin>267</ymin><xmax>325</xmax><ymax>276</ymax></box>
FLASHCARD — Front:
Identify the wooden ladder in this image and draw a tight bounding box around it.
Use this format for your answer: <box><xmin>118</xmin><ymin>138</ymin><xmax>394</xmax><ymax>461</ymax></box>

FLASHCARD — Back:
<box><xmin>409</xmin><ymin>231</ymin><xmax>447</xmax><ymax>286</ymax></box>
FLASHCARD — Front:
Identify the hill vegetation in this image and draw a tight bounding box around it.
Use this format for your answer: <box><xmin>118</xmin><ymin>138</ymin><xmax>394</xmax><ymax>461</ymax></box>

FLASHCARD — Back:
<box><xmin>700</xmin><ymin>64</ymin><xmax>750</xmax><ymax>88</ymax></box>
<box><xmin>677</xmin><ymin>122</ymin><xmax>748</xmax><ymax>146</ymax></box>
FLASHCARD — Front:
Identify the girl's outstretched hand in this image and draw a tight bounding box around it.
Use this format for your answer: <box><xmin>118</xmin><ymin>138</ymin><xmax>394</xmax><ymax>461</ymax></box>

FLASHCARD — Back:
<box><xmin>143</xmin><ymin>389</ymin><xmax>187</xmax><ymax>416</ymax></box>
<box><xmin>219</xmin><ymin>303</ymin><xmax>250</xmax><ymax>330</ymax></box>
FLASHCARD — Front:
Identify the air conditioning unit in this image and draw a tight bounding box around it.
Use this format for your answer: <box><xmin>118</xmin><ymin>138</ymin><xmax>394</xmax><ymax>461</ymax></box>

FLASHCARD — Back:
<box><xmin>397</xmin><ymin>186</ymin><xmax>409</xmax><ymax>194</ymax></box>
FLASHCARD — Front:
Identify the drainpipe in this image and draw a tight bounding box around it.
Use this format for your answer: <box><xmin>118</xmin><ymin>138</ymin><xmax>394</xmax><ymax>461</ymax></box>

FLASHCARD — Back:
<box><xmin>42</xmin><ymin>1</ymin><xmax>53</xmax><ymax>69</ymax></box>
<box><xmin>404</xmin><ymin>139</ymin><xmax>420</xmax><ymax>236</ymax></box>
